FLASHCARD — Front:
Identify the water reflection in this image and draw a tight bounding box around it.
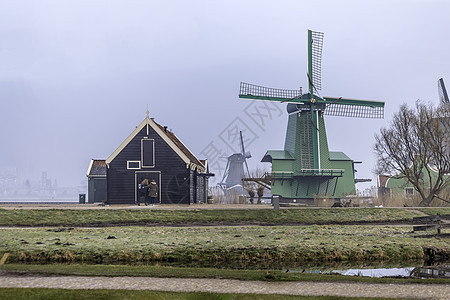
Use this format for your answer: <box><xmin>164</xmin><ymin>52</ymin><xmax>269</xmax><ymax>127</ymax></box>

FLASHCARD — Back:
<box><xmin>129</xmin><ymin>261</ymin><xmax>450</xmax><ymax>279</ymax></box>
<box><xmin>339</xmin><ymin>267</ymin><xmax>414</xmax><ymax>278</ymax></box>
<box><xmin>293</xmin><ymin>265</ymin><xmax>450</xmax><ymax>278</ymax></box>
<box><xmin>410</xmin><ymin>265</ymin><xmax>450</xmax><ymax>279</ymax></box>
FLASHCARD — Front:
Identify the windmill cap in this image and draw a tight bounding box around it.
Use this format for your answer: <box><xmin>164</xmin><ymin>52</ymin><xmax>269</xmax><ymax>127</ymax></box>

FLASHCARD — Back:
<box><xmin>287</xmin><ymin>102</ymin><xmax>313</xmax><ymax>113</ymax></box>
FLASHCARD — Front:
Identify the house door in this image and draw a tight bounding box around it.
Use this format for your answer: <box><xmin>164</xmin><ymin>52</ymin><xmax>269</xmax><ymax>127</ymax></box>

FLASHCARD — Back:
<box><xmin>135</xmin><ymin>171</ymin><xmax>161</xmax><ymax>204</ymax></box>
<box><xmin>93</xmin><ymin>178</ymin><xmax>107</xmax><ymax>203</ymax></box>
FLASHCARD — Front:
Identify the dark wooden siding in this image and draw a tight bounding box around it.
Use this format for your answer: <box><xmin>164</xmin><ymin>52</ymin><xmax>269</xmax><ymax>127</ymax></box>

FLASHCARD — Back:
<box><xmin>142</xmin><ymin>139</ymin><xmax>154</xmax><ymax>167</ymax></box>
<box><xmin>107</xmin><ymin>125</ymin><xmax>192</xmax><ymax>204</ymax></box>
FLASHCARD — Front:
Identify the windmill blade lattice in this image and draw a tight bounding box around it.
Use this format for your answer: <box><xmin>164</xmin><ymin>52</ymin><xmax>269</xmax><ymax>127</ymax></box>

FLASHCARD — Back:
<box><xmin>324</xmin><ymin>102</ymin><xmax>384</xmax><ymax>119</ymax></box>
<box><xmin>240</xmin><ymin>82</ymin><xmax>301</xmax><ymax>100</ymax></box>
<box><xmin>310</xmin><ymin>30</ymin><xmax>324</xmax><ymax>91</ymax></box>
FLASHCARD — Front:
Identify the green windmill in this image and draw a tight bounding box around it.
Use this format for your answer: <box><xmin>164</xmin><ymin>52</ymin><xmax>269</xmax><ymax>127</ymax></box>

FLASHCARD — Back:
<box><xmin>239</xmin><ymin>30</ymin><xmax>385</xmax><ymax>204</ymax></box>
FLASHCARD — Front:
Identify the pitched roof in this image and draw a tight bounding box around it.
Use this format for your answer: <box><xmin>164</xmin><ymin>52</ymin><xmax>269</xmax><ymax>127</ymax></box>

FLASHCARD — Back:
<box><xmin>261</xmin><ymin>150</ymin><xmax>295</xmax><ymax>162</ymax></box>
<box><xmin>378</xmin><ymin>174</ymin><xmax>390</xmax><ymax>188</ymax></box>
<box><xmin>153</xmin><ymin>122</ymin><xmax>204</xmax><ymax>168</ymax></box>
<box><xmin>329</xmin><ymin>151</ymin><xmax>352</xmax><ymax>161</ymax></box>
<box><xmin>106</xmin><ymin>116</ymin><xmax>205</xmax><ymax>172</ymax></box>
<box><xmin>86</xmin><ymin>159</ymin><xmax>106</xmax><ymax>177</ymax></box>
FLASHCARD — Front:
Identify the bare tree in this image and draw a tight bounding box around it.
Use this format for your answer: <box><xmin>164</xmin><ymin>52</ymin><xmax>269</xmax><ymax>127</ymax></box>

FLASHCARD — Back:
<box><xmin>374</xmin><ymin>101</ymin><xmax>450</xmax><ymax>206</ymax></box>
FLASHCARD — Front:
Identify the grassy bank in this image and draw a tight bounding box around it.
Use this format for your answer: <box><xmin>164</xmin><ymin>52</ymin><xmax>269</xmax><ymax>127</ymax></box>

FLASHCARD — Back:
<box><xmin>0</xmin><ymin>208</ymin><xmax>427</xmax><ymax>227</ymax></box>
<box><xmin>2</xmin><ymin>264</ymin><xmax>448</xmax><ymax>285</ymax></box>
<box><xmin>417</xmin><ymin>207</ymin><xmax>450</xmax><ymax>216</ymax></box>
<box><xmin>0</xmin><ymin>288</ymin><xmax>397</xmax><ymax>300</ymax></box>
<box><xmin>1</xmin><ymin>225</ymin><xmax>448</xmax><ymax>266</ymax></box>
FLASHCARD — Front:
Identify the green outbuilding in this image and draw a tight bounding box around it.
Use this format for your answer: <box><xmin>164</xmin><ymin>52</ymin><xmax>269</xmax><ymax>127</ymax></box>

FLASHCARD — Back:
<box><xmin>378</xmin><ymin>165</ymin><xmax>450</xmax><ymax>206</ymax></box>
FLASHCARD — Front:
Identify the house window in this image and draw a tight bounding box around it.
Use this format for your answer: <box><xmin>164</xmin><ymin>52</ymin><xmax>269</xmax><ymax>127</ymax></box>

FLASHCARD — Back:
<box><xmin>141</xmin><ymin>139</ymin><xmax>155</xmax><ymax>167</ymax></box>
<box><xmin>405</xmin><ymin>187</ymin><xmax>414</xmax><ymax>196</ymax></box>
<box><xmin>127</xmin><ymin>161</ymin><xmax>141</xmax><ymax>170</ymax></box>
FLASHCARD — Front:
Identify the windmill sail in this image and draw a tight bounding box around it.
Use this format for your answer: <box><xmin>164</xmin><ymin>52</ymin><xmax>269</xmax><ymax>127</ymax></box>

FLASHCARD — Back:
<box><xmin>323</xmin><ymin>97</ymin><xmax>385</xmax><ymax>119</ymax></box>
<box><xmin>308</xmin><ymin>30</ymin><xmax>324</xmax><ymax>92</ymax></box>
<box><xmin>239</xmin><ymin>82</ymin><xmax>302</xmax><ymax>102</ymax></box>
<box><xmin>239</xmin><ymin>131</ymin><xmax>251</xmax><ymax>178</ymax></box>
<box><xmin>438</xmin><ymin>78</ymin><xmax>449</xmax><ymax>104</ymax></box>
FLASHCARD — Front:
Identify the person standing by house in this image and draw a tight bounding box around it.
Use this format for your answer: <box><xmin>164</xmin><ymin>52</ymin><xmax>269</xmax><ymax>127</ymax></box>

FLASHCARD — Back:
<box><xmin>138</xmin><ymin>176</ymin><xmax>149</xmax><ymax>206</ymax></box>
<box><xmin>148</xmin><ymin>179</ymin><xmax>158</xmax><ymax>206</ymax></box>
<box><xmin>245</xmin><ymin>187</ymin><xmax>255</xmax><ymax>204</ymax></box>
<box><xmin>257</xmin><ymin>186</ymin><xmax>265</xmax><ymax>204</ymax></box>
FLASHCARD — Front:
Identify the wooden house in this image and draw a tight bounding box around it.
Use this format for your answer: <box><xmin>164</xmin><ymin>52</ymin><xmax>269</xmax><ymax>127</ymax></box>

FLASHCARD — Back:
<box><xmin>104</xmin><ymin>114</ymin><xmax>210</xmax><ymax>205</ymax></box>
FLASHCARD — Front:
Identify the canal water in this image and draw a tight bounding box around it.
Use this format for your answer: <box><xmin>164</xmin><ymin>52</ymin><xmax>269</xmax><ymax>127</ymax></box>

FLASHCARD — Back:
<box><xmin>290</xmin><ymin>265</ymin><xmax>450</xmax><ymax>278</ymax></box>
<box><xmin>339</xmin><ymin>267</ymin><xmax>414</xmax><ymax>277</ymax></box>
<box><xmin>147</xmin><ymin>260</ymin><xmax>449</xmax><ymax>279</ymax></box>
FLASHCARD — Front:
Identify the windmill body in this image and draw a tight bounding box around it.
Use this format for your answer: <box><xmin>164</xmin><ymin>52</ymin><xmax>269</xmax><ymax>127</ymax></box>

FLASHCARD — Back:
<box><xmin>221</xmin><ymin>153</ymin><xmax>249</xmax><ymax>188</ymax></box>
<box><xmin>239</xmin><ymin>30</ymin><xmax>384</xmax><ymax>204</ymax></box>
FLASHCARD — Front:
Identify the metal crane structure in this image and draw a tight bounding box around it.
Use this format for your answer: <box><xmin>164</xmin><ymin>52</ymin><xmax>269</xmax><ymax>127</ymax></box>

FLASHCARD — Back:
<box><xmin>438</xmin><ymin>78</ymin><xmax>449</xmax><ymax>106</ymax></box>
<box><xmin>239</xmin><ymin>30</ymin><xmax>385</xmax><ymax>204</ymax></box>
<box><xmin>437</xmin><ymin>78</ymin><xmax>450</xmax><ymax>158</ymax></box>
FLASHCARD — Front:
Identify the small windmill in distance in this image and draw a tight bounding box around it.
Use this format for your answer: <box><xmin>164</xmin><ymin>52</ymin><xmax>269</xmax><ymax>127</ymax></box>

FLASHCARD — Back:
<box><xmin>218</xmin><ymin>131</ymin><xmax>251</xmax><ymax>199</ymax></box>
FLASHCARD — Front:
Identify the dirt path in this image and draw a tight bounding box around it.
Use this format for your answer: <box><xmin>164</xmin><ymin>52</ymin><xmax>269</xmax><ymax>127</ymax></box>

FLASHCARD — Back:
<box><xmin>0</xmin><ymin>203</ymin><xmax>437</xmax><ymax>210</ymax></box>
<box><xmin>0</xmin><ymin>274</ymin><xmax>448</xmax><ymax>299</ymax></box>
<box><xmin>0</xmin><ymin>203</ymin><xmax>274</xmax><ymax>210</ymax></box>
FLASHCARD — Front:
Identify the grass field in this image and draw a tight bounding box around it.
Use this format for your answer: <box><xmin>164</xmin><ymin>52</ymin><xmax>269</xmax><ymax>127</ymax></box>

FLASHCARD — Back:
<box><xmin>1</xmin><ymin>225</ymin><xmax>448</xmax><ymax>265</ymax></box>
<box><xmin>0</xmin><ymin>207</ymin><xmax>436</xmax><ymax>227</ymax></box>
<box><xmin>1</xmin><ymin>206</ymin><xmax>448</xmax><ymax>299</ymax></box>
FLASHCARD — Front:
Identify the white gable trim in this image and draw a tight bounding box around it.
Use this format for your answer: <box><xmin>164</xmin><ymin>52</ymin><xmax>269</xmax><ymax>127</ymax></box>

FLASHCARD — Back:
<box><xmin>106</xmin><ymin>117</ymin><xmax>198</xmax><ymax>169</ymax></box>
<box><xmin>149</xmin><ymin>119</ymin><xmax>205</xmax><ymax>172</ymax></box>
<box><xmin>106</xmin><ymin>118</ymin><xmax>148</xmax><ymax>165</ymax></box>
<box><xmin>86</xmin><ymin>159</ymin><xmax>94</xmax><ymax>177</ymax></box>
<box><xmin>172</xmin><ymin>132</ymin><xmax>206</xmax><ymax>172</ymax></box>
<box><xmin>385</xmin><ymin>176</ymin><xmax>391</xmax><ymax>187</ymax></box>
<box><xmin>148</xmin><ymin>118</ymin><xmax>193</xmax><ymax>166</ymax></box>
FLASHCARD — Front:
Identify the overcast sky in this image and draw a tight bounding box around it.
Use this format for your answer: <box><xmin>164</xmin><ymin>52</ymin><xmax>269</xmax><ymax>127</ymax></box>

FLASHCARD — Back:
<box><xmin>1</xmin><ymin>0</ymin><xmax>449</xmax><ymax>190</ymax></box>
